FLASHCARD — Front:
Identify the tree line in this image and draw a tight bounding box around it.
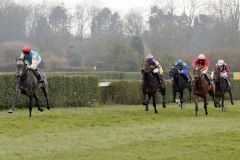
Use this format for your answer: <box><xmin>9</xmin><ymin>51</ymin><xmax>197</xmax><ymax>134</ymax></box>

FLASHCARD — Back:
<box><xmin>0</xmin><ymin>0</ymin><xmax>240</xmax><ymax>72</ymax></box>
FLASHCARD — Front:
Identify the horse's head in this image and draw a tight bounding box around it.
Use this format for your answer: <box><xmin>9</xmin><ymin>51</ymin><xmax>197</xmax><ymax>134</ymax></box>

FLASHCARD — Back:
<box><xmin>193</xmin><ymin>65</ymin><xmax>202</xmax><ymax>80</ymax></box>
<box><xmin>16</xmin><ymin>59</ymin><xmax>26</xmax><ymax>78</ymax></box>
<box><xmin>213</xmin><ymin>67</ymin><xmax>221</xmax><ymax>80</ymax></box>
<box><xmin>141</xmin><ymin>67</ymin><xmax>155</xmax><ymax>82</ymax></box>
<box><xmin>169</xmin><ymin>65</ymin><xmax>180</xmax><ymax>79</ymax></box>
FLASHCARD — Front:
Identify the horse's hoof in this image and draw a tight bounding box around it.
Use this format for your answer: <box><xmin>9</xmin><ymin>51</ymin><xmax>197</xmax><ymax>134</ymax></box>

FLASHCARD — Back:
<box><xmin>162</xmin><ymin>103</ymin><xmax>166</xmax><ymax>108</ymax></box>
<box><xmin>155</xmin><ymin>111</ymin><xmax>158</xmax><ymax>114</ymax></box>
<box><xmin>8</xmin><ymin>109</ymin><xmax>14</xmax><ymax>113</ymax></box>
<box><xmin>47</xmin><ymin>106</ymin><xmax>51</xmax><ymax>110</ymax></box>
<box><xmin>231</xmin><ymin>102</ymin><xmax>234</xmax><ymax>105</ymax></box>
<box><xmin>38</xmin><ymin>108</ymin><xmax>44</xmax><ymax>112</ymax></box>
<box><xmin>145</xmin><ymin>108</ymin><xmax>149</xmax><ymax>112</ymax></box>
<box><xmin>142</xmin><ymin>102</ymin><xmax>146</xmax><ymax>106</ymax></box>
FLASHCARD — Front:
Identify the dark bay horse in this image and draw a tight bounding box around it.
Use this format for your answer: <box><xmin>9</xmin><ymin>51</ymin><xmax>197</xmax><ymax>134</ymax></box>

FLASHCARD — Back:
<box><xmin>213</xmin><ymin>68</ymin><xmax>234</xmax><ymax>112</ymax></box>
<box><xmin>9</xmin><ymin>59</ymin><xmax>50</xmax><ymax>117</ymax></box>
<box><xmin>169</xmin><ymin>65</ymin><xmax>192</xmax><ymax>108</ymax></box>
<box><xmin>141</xmin><ymin>67</ymin><xmax>166</xmax><ymax>114</ymax></box>
<box><xmin>192</xmin><ymin>65</ymin><xmax>217</xmax><ymax>116</ymax></box>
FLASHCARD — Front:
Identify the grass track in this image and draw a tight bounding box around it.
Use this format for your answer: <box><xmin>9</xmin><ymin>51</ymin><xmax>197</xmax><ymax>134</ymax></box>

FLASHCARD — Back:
<box><xmin>0</xmin><ymin>101</ymin><xmax>239</xmax><ymax>160</ymax></box>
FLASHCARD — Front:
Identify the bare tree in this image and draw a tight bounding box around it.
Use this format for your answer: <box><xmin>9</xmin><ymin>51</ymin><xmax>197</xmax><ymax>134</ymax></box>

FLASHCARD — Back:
<box><xmin>125</xmin><ymin>10</ymin><xmax>144</xmax><ymax>37</ymax></box>
<box><xmin>187</xmin><ymin>0</ymin><xmax>200</xmax><ymax>26</ymax></box>
<box><xmin>75</xmin><ymin>3</ymin><xmax>91</xmax><ymax>39</ymax></box>
<box><xmin>154</xmin><ymin>0</ymin><xmax>178</xmax><ymax>16</ymax></box>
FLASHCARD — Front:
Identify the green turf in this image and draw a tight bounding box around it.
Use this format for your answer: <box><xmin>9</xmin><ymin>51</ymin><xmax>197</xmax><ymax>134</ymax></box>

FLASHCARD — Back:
<box><xmin>0</xmin><ymin>101</ymin><xmax>239</xmax><ymax>160</ymax></box>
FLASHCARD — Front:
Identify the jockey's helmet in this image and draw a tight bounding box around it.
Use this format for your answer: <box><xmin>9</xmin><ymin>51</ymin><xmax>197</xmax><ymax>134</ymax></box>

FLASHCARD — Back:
<box><xmin>198</xmin><ymin>54</ymin><xmax>206</xmax><ymax>60</ymax></box>
<box><xmin>22</xmin><ymin>46</ymin><xmax>31</xmax><ymax>55</ymax></box>
<box><xmin>146</xmin><ymin>53</ymin><xmax>153</xmax><ymax>59</ymax></box>
<box><xmin>176</xmin><ymin>59</ymin><xmax>184</xmax><ymax>66</ymax></box>
<box><xmin>217</xmin><ymin>59</ymin><xmax>224</xmax><ymax>66</ymax></box>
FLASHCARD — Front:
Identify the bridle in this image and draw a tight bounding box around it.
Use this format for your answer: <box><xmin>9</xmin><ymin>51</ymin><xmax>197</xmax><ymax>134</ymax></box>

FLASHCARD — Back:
<box><xmin>16</xmin><ymin>59</ymin><xmax>27</xmax><ymax>79</ymax></box>
<box><xmin>193</xmin><ymin>66</ymin><xmax>202</xmax><ymax>81</ymax></box>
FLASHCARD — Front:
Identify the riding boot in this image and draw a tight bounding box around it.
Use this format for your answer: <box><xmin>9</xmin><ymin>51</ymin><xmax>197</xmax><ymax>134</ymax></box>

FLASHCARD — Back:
<box><xmin>155</xmin><ymin>72</ymin><xmax>162</xmax><ymax>84</ymax></box>
<box><xmin>181</xmin><ymin>73</ymin><xmax>189</xmax><ymax>82</ymax></box>
<box><xmin>203</xmin><ymin>74</ymin><xmax>211</xmax><ymax>85</ymax></box>
<box><xmin>226</xmin><ymin>78</ymin><xmax>231</xmax><ymax>88</ymax></box>
<box><xmin>186</xmin><ymin>74</ymin><xmax>191</xmax><ymax>82</ymax></box>
<box><xmin>33</xmin><ymin>69</ymin><xmax>44</xmax><ymax>83</ymax></box>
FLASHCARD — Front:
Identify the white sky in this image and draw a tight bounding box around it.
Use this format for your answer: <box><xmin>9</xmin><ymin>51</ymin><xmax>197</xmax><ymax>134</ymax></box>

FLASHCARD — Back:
<box><xmin>16</xmin><ymin>0</ymin><xmax>155</xmax><ymax>14</ymax></box>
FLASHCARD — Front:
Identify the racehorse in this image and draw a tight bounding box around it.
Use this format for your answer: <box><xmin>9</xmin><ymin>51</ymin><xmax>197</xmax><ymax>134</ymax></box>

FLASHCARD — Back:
<box><xmin>192</xmin><ymin>65</ymin><xmax>217</xmax><ymax>116</ymax></box>
<box><xmin>213</xmin><ymin>67</ymin><xmax>234</xmax><ymax>112</ymax></box>
<box><xmin>169</xmin><ymin>65</ymin><xmax>192</xmax><ymax>108</ymax></box>
<box><xmin>9</xmin><ymin>59</ymin><xmax>50</xmax><ymax>117</ymax></box>
<box><xmin>141</xmin><ymin>67</ymin><xmax>166</xmax><ymax>114</ymax></box>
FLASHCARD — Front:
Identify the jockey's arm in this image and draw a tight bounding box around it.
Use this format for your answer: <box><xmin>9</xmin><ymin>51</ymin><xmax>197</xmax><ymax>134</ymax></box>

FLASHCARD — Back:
<box><xmin>20</xmin><ymin>53</ymin><xmax>24</xmax><ymax>60</ymax></box>
<box><xmin>180</xmin><ymin>64</ymin><xmax>188</xmax><ymax>75</ymax></box>
<box><xmin>225</xmin><ymin>64</ymin><xmax>231</xmax><ymax>77</ymax></box>
<box><xmin>192</xmin><ymin>58</ymin><xmax>198</xmax><ymax>68</ymax></box>
<box><xmin>149</xmin><ymin>65</ymin><xmax>155</xmax><ymax>70</ymax></box>
<box><xmin>203</xmin><ymin>58</ymin><xmax>209</xmax><ymax>70</ymax></box>
<box><xmin>29</xmin><ymin>55</ymin><xmax>41</xmax><ymax>70</ymax></box>
<box><xmin>20</xmin><ymin>53</ymin><xmax>30</xmax><ymax>65</ymax></box>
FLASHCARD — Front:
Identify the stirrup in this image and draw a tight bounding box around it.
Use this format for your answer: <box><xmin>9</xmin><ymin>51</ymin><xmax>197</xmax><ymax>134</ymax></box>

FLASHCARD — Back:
<box><xmin>39</xmin><ymin>78</ymin><xmax>44</xmax><ymax>83</ymax></box>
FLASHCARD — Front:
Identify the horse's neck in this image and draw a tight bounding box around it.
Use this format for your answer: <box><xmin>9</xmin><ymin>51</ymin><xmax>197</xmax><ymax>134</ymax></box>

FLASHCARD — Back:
<box><xmin>195</xmin><ymin>76</ymin><xmax>203</xmax><ymax>88</ymax></box>
<box><xmin>143</xmin><ymin>73</ymin><xmax>157</xmax><ymax>84</ymax></box>
<box><xmin>173</xmin><ymin>76</ymin><xmax>180</xmax><ymax>85</ymax></box>
<box><xmin>179</xmin><ymin>75</ymin><xmax>187</xmax><ymax>86</ymax></box>
<box><xmin>25</xmin><ymin>70</ymin><xmax>38</xmax><ymax>85</ymax></box>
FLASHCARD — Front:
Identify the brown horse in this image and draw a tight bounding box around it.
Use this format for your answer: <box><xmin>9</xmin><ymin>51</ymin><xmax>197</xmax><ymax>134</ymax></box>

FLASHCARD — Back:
<box><xmin>192</xmin><ymin>65</ymin><xmax>217</xmax><ymax>116</ymax></box>
<box><xmin>141</xmin><ymin>67</ymin><xmax>166</xmax><ymax>114</ymax></box>
<box><xmin>141</xmin><ymin>67</ymin><xmax>159</xmax><ymax>113</ymax></box>
<box><xmin>213</xmin><ymin>68</ymin><xmax>234</xmax><ymax>112</ymax></box>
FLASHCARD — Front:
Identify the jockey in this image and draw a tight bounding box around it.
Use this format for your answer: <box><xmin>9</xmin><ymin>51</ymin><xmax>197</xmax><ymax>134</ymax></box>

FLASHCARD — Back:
<box><xmin>144</xmin><ymin>53</ymin><xmax>164</xmax><ymax>84</ymax></box>
<box><xmin>215</xmin><ymin>59</ymin><xmax>231</xmax><ymax>87</ymax></box>
<box><xmin>20</xmin><ymin>46</ymin><xmax>44</xmax><ymax>82</ymax></box>
<box><xmin>175</xmin><ymin>59</ymin><xmax>190</xmax><ymax>82</ymax></box>
<box><xmin>192</xmin><ymin>53</ymin><xmax>211</xmax><ymax>84</ymax></box>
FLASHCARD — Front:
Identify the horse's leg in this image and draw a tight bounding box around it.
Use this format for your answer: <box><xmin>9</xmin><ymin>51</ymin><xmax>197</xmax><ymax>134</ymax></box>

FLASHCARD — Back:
<box><xmin>217</xmin><ymin>97</ymin><xmax>221</xmax><ymax>108</ymax></box>
<box><xmin>228</xmin><ymin>89</ymin><xmax>234</xmax><ymax>105</ymax></box>
<box><xmin>29</xmin><ymin>96</ymin><xmax>33</xmax><ymax>117</ymax></box>
<box><xmin>203</xmin><ymin>96</ymin><xmax>208</xmax><ymax>116</ymax></box>
<box><xmin>145</xmin><ymin>94</ymin><xmax>150</xmax><ymax>112</ymax></box>
<box><xmin>41</xmin><ymin>87</ymin><xmax>50</xmax><ymax>110</ymax></box>
<box><xmin>188</xmin><ymin>86</ymin><xmax>192</xmax><ymax>103</ymax></box>
<box><xmin>9</xmin><ymin>89</ymin><xmax>21</xmax><ymax>113</ymax></box>
<box><xmin>142</xmin><ymin>92</ymin><xmax>146</xmax><ymax>105</ymax></box>
<box><xmin>208</xmin><ymin>88</ymin><xmax>217</xmax><ymax>108</ymax></box>
<box><xmin>161</xmin><ymin>88</ymin><xmax>166</xmax><ymax>108</ymax></box>
<box><xmin>180</xmin><ymin>90</ymin><xmax>183</xmax><ymax>109</ymax></box>
<box><xmin>221</xmin><ymin>93</ymin><xmax>225</xmax><ymax>112</ymax></box>
<box><xmin>194</xmin><ymin>95</ymin><xmax>198</xmax><ymax>116</ymax></box>
<box><xmin>34</xmin><ymin>93</ymin><xmax>43</xmax><ymax>112</ymax></box>
<box><xmin>152</xmin><ymin>94</ymin><xmax>158</xmax><ymax>114</ymax></box>
<box><xmin>172</xmin><ymin>88</ymin><xmax>176</xmax><ymax>103</ymax></box>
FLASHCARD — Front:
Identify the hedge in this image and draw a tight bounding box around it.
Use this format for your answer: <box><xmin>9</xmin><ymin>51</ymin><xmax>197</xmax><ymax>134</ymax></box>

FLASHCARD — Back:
<box><xmin>0</xmin><ymin>74</ymin><xmax>239</xmax><ymax>109</ymax></box>
<box><xmin>0</xmin><ymin>75</ymin><xmax>99</xmax><ymax>109</ymax></box>
<box><xmin>47</xmin><ymin>71</ymin><xmax>141</xmax><ymax>80</ymax></box>
<box><xmin>100</xmin><ymin>79</ymin><xmax>240</xmax><ymax>105</ymax></box>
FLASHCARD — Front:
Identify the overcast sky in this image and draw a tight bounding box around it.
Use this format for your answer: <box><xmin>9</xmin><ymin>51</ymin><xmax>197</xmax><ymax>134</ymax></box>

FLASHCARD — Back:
<box><xmin>16</xmin><ymin>0</ymin><xmax>155</xmax><ymax>13</ymax></box>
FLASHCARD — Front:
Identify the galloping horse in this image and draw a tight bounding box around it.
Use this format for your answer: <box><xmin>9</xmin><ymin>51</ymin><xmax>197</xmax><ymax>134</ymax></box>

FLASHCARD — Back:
<box><xmin>213</xmin><ymin>68</ymin><xmax>234</xmax><ymax>111</ymax></box>
<box><xmin>141</xmin><ymin>67</ymin><xmax>166</xmax><ymax>114</ymax></box>
<box><xmin>9</xmin><ymin>59</ymin><xmax>50</xmax><ymax>117</ymax></box>
<box><xmin>192</xmin><ymin>65</ymin><xmax>217</xmax><ymax>116</ymax></box>
<box><xmin>169</xmin><ymin>65</ymin><xmax>192</xmax><ymax>108</ymax></box>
